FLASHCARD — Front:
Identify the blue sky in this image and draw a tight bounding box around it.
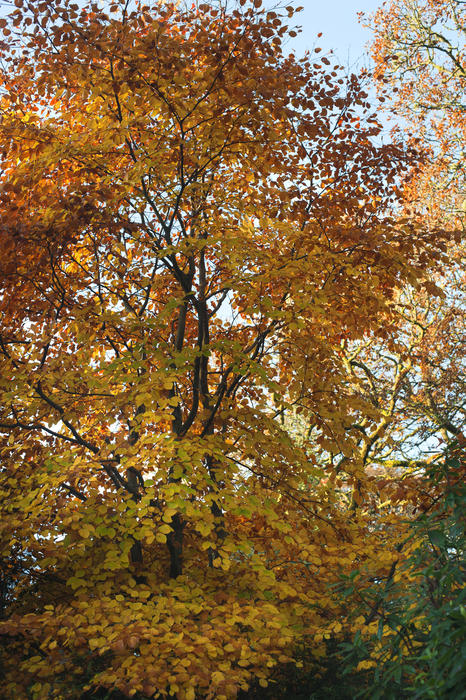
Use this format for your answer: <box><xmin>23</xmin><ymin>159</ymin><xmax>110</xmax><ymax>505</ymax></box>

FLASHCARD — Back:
<box><xmin>263</xmin><ymin>0</ymin><xmax>384</xmax><ymax>67</ymax></box>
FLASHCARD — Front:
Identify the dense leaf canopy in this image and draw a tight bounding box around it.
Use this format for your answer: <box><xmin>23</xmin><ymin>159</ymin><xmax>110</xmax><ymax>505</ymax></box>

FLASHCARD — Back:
<box><xmin>0</xmin><ymin>1</ymin><xmax>462</xmax><ymax>699</ymax></box>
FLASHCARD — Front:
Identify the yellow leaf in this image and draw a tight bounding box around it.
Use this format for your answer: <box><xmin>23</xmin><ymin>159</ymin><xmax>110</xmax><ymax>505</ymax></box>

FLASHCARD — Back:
<box><xmin>162</xmin><ymin>508</ymin><xmax>176</xmax><ymax>523</ymax></box>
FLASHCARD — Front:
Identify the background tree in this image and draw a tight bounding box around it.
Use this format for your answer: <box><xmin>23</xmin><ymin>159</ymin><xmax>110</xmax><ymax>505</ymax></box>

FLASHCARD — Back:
<box><xmin>366</xmin><ymin>0</ymin><xmax>465</xmax><ymax>222</ymax></box>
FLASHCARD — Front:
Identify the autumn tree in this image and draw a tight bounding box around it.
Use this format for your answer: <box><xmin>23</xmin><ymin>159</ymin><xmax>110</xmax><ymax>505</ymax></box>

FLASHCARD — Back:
<box><xmin>366</xmin><ymin>0</ymin><xmax>465</xmax><ymax>222</ymax></box>
<box><xmin>0</xmin><ymin>1</ymin><xmax>451</xmax><ymax>698</ymax></box>
<box><xmin>357</xmin><ymin>0</ymin><xmax>465</xmax><ymax>518</ymax></box>
<box><xmin>338</xmin><ymin>264</ymin><xmax>464</xmax><ymax>461</ymax></box>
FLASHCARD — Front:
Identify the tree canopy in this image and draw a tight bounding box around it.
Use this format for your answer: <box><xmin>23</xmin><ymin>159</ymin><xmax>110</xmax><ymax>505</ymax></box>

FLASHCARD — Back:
<box><xmin>0</xmin><ymin>1</ymin><xmax>463</xmax><ymax>699</ymax></box>
<box><xmin>367</xmin><ymin>0</ymin><xmax>465</xmax><ymax>221</ymax></box>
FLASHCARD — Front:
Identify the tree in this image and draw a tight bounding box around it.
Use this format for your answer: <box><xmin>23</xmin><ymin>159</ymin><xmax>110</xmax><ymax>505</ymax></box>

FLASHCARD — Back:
<box><xmin>0</xmin><ymin>1</ymin><xmax>449</xmax><ymax>698</ymax></box>
<box><xmin>366</xmin><ymin>0</ymin><xmax>465</xmax><ymax>222</ymax></box>
<box><xmin>338</xmin><ymin>261</ymin><xmax>465</xmax><ymax>466</ymax></box>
